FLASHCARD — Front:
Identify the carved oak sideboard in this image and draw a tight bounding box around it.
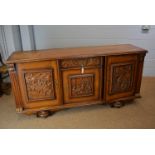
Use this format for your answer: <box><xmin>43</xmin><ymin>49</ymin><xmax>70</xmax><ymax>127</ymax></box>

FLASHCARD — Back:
<box><xmin>6</xmin><ymin>44</ymin><xmax>147</xmax><ymax>118</ymax></box>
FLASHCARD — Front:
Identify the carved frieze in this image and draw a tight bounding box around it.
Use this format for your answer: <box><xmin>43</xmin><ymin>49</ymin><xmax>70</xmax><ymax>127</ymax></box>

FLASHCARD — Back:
<box><xmin>69</xmin><ymin>74</ymin><xmax>94</xmax><ymax>98</ymax></box>
<box><xmin>110</xmin><ymin>64</ymin><xmax>133</xmax><ymax>94</ymax></box>
<box><xmin>60</xmin><ymin>57</ymin><xmax>101</xmax><ymax>68</ymax></box>
<box><xmin>24</xmin><ymin>70</ymin><xmax>55</xmax><ymax>101</ymax></box>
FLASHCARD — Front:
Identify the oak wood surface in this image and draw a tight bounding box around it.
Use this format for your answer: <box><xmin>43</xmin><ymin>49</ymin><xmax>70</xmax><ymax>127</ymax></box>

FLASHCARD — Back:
<box><xmin>6</xmin><ymin>44</ymin><xmax>148</xmax><ymax>117</ymax></box>
<box><xmin>6</xmin><ymin>44</ymin><xmax>147</xmax><ymax>64</ymax></box>
<box><xmin>17</xmin><ymin>60</ymin><xmax>62</xmax><ymax>109</ymax></box>
<box><xmin>106</xmin><ymin>54</ymin><xmax>138</xmax><ymax>102</ymax></box>
<box><xmin>62</xmin><ymin>68</ymin><xmax>101</xmax><ymax>104</ymax></box>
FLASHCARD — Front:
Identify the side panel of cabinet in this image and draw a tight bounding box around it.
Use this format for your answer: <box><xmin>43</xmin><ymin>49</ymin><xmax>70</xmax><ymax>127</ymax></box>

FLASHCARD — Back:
<box><xmin>17</xmin><ymin>60</ymin><xmax>62</xmax><ymax>109</ymax></box>
<box><xmin>62</xmin><ymin>68</ymin><xmax>101</xmax><ymax>104</ymax></box>
<box><xmin>135</xmin><ymin>53</ymin><xmax>146</xmax><ymax>95</ymax></box>
<box><xmin>106</xmin><ymin>54</ymin><xmax>138</xmax><ymax>102</ymax></box>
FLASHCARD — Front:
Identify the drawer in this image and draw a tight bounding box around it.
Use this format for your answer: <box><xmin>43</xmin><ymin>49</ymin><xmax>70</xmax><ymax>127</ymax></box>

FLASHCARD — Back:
<box><xmin>60</xmin><ymin>57</ymin><xmax>101</xmax><ymax>69</ymax></box>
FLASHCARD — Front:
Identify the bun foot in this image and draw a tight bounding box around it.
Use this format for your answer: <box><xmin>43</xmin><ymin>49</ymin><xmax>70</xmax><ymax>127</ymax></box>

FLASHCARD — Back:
<box><xmin>36</xmin><ymin>110</ymin><xmax>53</xmax><ymax>118</ymax></box>
<box><xmin>110</xmin><ymin>101</ymin><xmax>124</xmax><ymax>108</ymax></box>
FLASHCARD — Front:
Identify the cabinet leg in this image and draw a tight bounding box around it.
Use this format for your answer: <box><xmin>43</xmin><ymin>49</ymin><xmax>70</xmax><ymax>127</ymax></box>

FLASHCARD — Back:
<box><xmin>110</xmin><ymin>101</ymin><xmax>124</xmax><ymax>108</ymax></box>
<box><xmin>36</xmin><ymin>110</ymin><xmax>53</xmax><ymax>118</ymax></box>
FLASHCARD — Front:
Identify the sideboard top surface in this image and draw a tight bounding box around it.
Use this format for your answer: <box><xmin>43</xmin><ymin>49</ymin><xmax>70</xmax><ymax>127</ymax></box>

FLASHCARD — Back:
<box><xmin>6</xmin><ymin>44</ymin><xmax>147</xmax><ymax>64</ymax></box>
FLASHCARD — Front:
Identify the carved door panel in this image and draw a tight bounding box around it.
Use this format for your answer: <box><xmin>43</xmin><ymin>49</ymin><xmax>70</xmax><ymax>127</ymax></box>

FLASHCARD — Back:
<box><xmin>106</xmin><ymin>55</ymin><xmax>138</xmax><ymax>102</ymax></box>
<box><xmin>62</xmin><ymin>68</ymin><xmax>101</xmax><ymax>104</ymax></box>
<box><xmin>17</xmin><ymin>60</ymin><xmax>61</xmax><ymax>109</ymax></box>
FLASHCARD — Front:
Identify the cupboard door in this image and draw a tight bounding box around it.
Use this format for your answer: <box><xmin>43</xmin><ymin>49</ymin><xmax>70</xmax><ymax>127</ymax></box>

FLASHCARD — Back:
<box><xmin>106</xmin><ymin>55</ymin><xmax>138</xmax><ymax>102</ymax></box>
<box><xmin>62</xmin><ymin>68</ymin><xmax>101</xmax><ymax>104</ymax></box>
<box><xmin>17</xmin><ymin>60</ymin><xmax>61</xmax><ymax>109</ymax></box>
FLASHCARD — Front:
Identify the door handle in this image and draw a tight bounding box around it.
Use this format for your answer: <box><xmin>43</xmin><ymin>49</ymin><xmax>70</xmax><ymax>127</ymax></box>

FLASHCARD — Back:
<box><xmin>81</xmin><ymin>65</ymin><xmax>84</xmax><ymax>74</ymax></box>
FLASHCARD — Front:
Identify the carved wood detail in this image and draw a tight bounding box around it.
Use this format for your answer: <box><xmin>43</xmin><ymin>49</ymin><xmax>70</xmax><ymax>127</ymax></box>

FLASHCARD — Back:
<box><xmin>24</xmin><ymin>70</ymin><xmax>55</xmax><ymax>101</ymax></box>
<box><xmin>69</xmin><ymin>74</ymin><xmax>94</xmax><ymax>98</ymax></box>
<box><xmin>60</xmin><ymin>57</ymin><xmax>101</xmax><ymax>68</ymax></box>
<box><xmin>6</xmin><ymin>44</ymin><xmax>147</xmax><ymax>116</ymax></box>
<box><xmin>110</xmin><ymin>64</ymin><xmax>134</xmax><ymax>94</ymax></box>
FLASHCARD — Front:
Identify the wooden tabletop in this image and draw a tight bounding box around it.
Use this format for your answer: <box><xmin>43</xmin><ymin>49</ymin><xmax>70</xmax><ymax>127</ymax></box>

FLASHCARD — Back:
<box><xmin>6</xmin><ymin>44</ymin><xmax>147</xmax><ymax>64</ymax></box>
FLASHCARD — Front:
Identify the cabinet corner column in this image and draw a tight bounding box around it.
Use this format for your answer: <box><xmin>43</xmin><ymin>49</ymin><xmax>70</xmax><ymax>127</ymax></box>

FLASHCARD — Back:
<box><xmin>135</xmin><ymin>53</ymin><xmax>146</xmax><ymax>97</ymax></box>
<box><xmin>8</xmin><ymin>63</ymin><xmax>23</xmax><ymax>113</ymax></box>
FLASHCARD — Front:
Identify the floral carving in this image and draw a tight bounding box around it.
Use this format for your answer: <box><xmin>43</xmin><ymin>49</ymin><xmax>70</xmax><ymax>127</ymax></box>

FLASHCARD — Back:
<box><xmin>24</xmin><ymin>70</ymin><xmax>55</xmax><ymax>101</ymax></box>
<box><xmin>69</xmin><ymin>74</ymin><xmax>94</xmax><ymax>98</ymax></box>
<box><xmin>60</xmin><ymin>57</ymin><xmax>100</xmax><ymax>68</ymax></box>
<box><xmin>111</xmin><ymin>64</ymin><xmax>133</xmax><ymax>94</ymax></box>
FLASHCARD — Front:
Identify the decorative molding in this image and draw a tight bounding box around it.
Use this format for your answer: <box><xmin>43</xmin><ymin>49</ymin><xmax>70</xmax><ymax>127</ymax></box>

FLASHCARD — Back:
<box><xmin>60</xmin><ymin>57</ymin><xmax>101</xmax><ymax>68</ymax></box>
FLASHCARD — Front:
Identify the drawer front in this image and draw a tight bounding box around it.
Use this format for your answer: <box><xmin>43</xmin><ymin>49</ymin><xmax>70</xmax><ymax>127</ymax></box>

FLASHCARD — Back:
<box><xmin>60</xmin><ymin>57</ymin><xmax>101</xmax><ymax>69</ymax></box>
<box><xmin>62</xmin><ymin>68</ymin><xmax>102</xmax><ymax>104</ymax></box>
<box><xmin>17</xmin><ymin>60</ymin><xmax>61</xmax><ymax>109</ymax></box>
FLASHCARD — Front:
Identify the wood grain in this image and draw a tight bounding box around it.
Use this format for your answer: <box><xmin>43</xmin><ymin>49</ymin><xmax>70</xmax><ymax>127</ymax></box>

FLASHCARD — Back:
<box><xmin>6</xmin><ymin>44</ymin><xmax>148</xmax><ymax>117</ymax></box>
<box><xmin>6</xmin><ymin>44</ymin><xmax>147</xmax><ymax>64</ymax></box>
